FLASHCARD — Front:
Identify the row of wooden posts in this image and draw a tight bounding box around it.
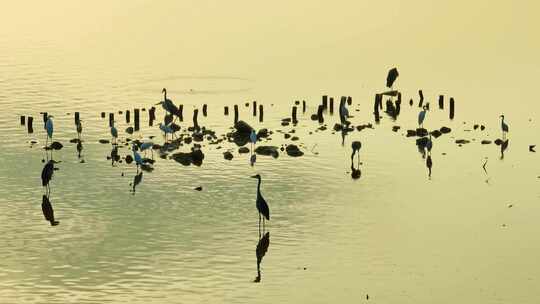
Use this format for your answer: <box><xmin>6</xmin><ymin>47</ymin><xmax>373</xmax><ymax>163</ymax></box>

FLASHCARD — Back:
<box><xmin>20</xmin><ymin>91</ymin><xmax>455</xmax><ymax>134</ymax></box>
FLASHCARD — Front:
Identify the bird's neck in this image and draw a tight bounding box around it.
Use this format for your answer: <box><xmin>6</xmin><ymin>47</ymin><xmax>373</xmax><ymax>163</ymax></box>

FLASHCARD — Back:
<box><xmin>163</xmin><ymin>90</ymin><xmax>167</xmax><ymax>100</ymax></box>
<box><xmin>257</xmin><ymin>178</ymin><xmax>261</xmax><ymax>193</ymax></box>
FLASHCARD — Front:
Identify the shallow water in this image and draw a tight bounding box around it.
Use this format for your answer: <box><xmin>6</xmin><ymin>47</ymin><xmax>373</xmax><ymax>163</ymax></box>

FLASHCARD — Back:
<box><xmin>1</xmin><ymin>1</ymin><xmax>540</xmax><ymax>303</ymax></box>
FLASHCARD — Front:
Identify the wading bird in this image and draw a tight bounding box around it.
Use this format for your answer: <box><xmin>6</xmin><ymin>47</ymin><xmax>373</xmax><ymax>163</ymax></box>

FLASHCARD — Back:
<box><xmin>157</xmin><ymin>88</ymin><xmax>180</xmax><ymax>119</ymax></box>
<box><xmin>251</xmin><ymin>174</ymin><xmax>270</xmax><ymax>230</ymax></box>
<box><xmin>140</xmin><ymin>141</ymin><xmax>154</xmax><ymax>158</ymax></box>
<box><xmin>41</xmin><ymin>160</ymin><xmax>54</xmax><ymax>196</ymax></box>
<box><xmin>500</xmin><ymin>115</ymin><xmax>509</xmax><ymax>139</ymax></box>
<box><xmin>45</xmin><ymin>115</ymin><xmax>54</xmax><ymax>147</ymax></box>
<box><xmin>132</xmin><ymin>144</ymin><xmax>143</xmax><ymax>169</ymax></box>
<box><xmin>159</xmin><ymin>123</ymin><xmax>174</xmax><ymax>142</ymax></box>
<box><xmin>418</xmin><ymin>106</ymin><xmax>427</xmax><ymax>128</ymax></box>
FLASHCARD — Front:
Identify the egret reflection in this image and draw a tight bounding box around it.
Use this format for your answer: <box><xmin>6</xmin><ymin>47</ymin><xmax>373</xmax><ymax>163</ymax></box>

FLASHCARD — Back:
<box><xmin>254</xmin><ymin>231</ymin><xmax>270</xmax><ymax>283</ymax></box>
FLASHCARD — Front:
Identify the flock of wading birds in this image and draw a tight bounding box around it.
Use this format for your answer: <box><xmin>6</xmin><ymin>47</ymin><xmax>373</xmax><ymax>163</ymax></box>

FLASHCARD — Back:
<box><xmin>22</xmin><ymin>68</ymin><xmax>522</xmax><ymax>228</ymax></box>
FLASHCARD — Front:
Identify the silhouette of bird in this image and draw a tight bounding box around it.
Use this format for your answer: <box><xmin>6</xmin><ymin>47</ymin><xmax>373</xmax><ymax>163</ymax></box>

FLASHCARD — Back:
<box><xmin>386</xmin><ymin>67</ymin><xmax>399</xmax><ymax>88</ymax></box>
<box><xmin>131</xmin><ymin>172</ymin><xmax>143</xmax><ymax>194</ymax></box>
<box><xmin>351</xmin><ymin>141</ymin><xmax>362</xmax><ymax>163</ymax></box>
<box><xmin>76</xmin><ymin>120</ymin><xmax>83</xmax><ymax>137</ymax></box>
<box><xmin>251</xmin><ymin>174</ymin><xmax>270</xmax><ymax>229</ymax></box>
<box><xmin>339</xmin><ymin>101</ymin><xmax>349</xmax><ymax>124</ymax></box>
<box><xmin>418</xmin><ymin>106</ymin><xmax>427</xmax><ymax>128</ymax></box>
<box><xmin>500</xmin><ymin>115</ymin><xmax>509</xmax><ymax>139</ymax></box>
<box><xmin>157</xmin><ymin>88</ymin><xmax>180</xmax><ymax>118</ymax></box>
<box><xmin>41</xmin><ymin>195</ymin><xmax>59</xmax><ymax>226</ymax></box>
<box><xmin>45</xmin><ymin>115</ymin><xmax>54</xmax><ymax>146</ymax></box>
<box><xmin>500</xmin><ymin>139</ymin><xmax>509</xmax><ymax>159</ymax></box>
<box><xmin>41</xmin><ymin>160</ymin><xmax>54</xmax><ymax>195</ymax></box>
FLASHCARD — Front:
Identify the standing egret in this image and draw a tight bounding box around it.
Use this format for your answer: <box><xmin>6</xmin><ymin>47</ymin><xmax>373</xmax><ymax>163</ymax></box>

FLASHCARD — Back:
<box><xmin>41</xmin><ymin>160</ymin><xmax>54</xmax><ymax>196</ymax></box>
<box><xmin>251</xmin><ymin>174</ymin><xmax>270</xmax><ymax>230</ymax></box>
<box><xmin>45</xmin><ymin>115</ymin><xmax>54</xmax><ymax>147</ymax></box>
<box><xmin>500</xmin><ymin>115</ymin><xmax>509</xmax><ymax>139</ymax></box>
<box><xmin>418</xmin><ymin>106</ymin><xmax>427</xmax><ymax>128</ymax></box>
<box><xmin>250</xmin><ymin>129</ymin><xmax>257</xmax><ymax>151</ymax></box>
<box><xmin>110</xmin><ymin>122</ymin><xmax>118</xmax><ymax>145</ymax></box>
<box><xmin>159</xmin><ymin>122</ymin><xmax>174</xmax><ymax>142</ymax></box>
<box><xmin>140</xmin><ymin>141</ymin><xmax>154</xmax><ymax>159</ymax></box>
<box><xmin>339</xmin><ymin>100</ymin><xmax>349</xmax><ymax>125</ymax></box>
<box><xmin>132</xmin><ymin>144</ymin><xmax>143</xmax><ymax>169</ymax></box>
<box><xmin>156</xmin><ymin>88</ymin><xmax>180</xmax><ymax>119</ymax></box>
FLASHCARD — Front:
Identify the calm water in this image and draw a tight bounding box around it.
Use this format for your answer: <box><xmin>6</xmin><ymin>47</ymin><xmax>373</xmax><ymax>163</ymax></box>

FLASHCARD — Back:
<box><xmin>1</xmin><ymin>1</ymin><xmax>539</xmax><ymax>303</ymax></box>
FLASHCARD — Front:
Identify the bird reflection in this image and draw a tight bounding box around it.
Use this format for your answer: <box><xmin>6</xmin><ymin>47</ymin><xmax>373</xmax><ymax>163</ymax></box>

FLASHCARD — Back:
<box><xmin>130</xmin><ymin>171</ymin><xmax>143</xmax><ymax>194</ymax></box>
<box><xmin>254</xmin><ymin>231</ymin><xmax>270</xmax><ymax>283</ymax></box>
<box><xmin>41</xmin><ymin>195</ymin><xmax>59</xmax><ymax>226</ymax></box>
<box><xmin>426</xmin><ymin>155</ymin><xmax>433</xmax><ymax>179</ymax></box>
<box><xmin>350</xmin><ymin>141</ymin><xmax>362</xmax><ymax>179</ymax></box>
<box><xmin>41</xmin><ymin>160</ymin><xmax>55</xmax><ymax>197</ymax></box>
<box><xmin>250</xmin><ymin>153</ymin><xmax>256</xmax><ymax>167</ymax></box>
<box><xmin>110</xmin><ymin>145</ymin><xmax>120</xmax><ymax>166</ymax></box>
<box><xmin>500</xmin><ymin>139</ymin><xmax>509</xmax><ymax>159</ymax></box>
<box><xmin>76</xmin><ymin>140</ymin><xmax>84</xmax><ymax>162</ymax></box>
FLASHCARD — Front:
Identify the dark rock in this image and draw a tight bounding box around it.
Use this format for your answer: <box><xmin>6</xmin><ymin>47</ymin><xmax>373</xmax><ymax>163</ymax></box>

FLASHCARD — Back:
<box><xmin>480</xmin><ymin>125</ymin><xmax>485</xmax><ymax>131</ymax></box>
<box><xmin>310</xmin><ymin>114</ymin><xmax>319</xmax><ymax>120</ymax></box>
<box><xmin>125</xmin><ymin>155</ymin><xmax>133</xmax><ymax>164</ymax></box>
<box><xmin>392</xmin><ymin>126</ymin><xmax>400</xmax><ymax>132</ymax></box>
<box><xmin>125</xmin><ymin>127</ymin><xmax>134</xmax><ymax>134</ymax></box>
<box><xmin>430</xmin><ymin>130</ymin><xmax>442</xmax><ymax>138</ymax></box>
<box><xmin>284</xmin><ymin>133</ymin><xmax>291</xmax><ymax>139</ymax></box>
<box><xmin>223</xmin><ymin>151</ymin><xmax>234</xmax><ymax>160</ymax></box>
<box><xmin>455</xmin><ymin>139</ymin><xmax>470</xmax><ymax>144</ymax></box>
<box><xmin>291</xmin><ymin>136</ymin><xmax>299</xmax><ymax>141</ymax></box>
<box><xmin>286</xmin><ymin>144</ymin><xmax>304</xmax><ymax>157</ymax></box>
<box><xmin>69</xmin><ymin>138</ymin><xmax>80</xmax><ymax>143</ymax></box>
<box><xmin>494</xmin><ymin>139</ymin><xmax>503</xmax><ymax>145</ymax></box>
<box><xmin>333</xmin><ymin>123</ymin><xmax>343</xmax><ymax>131</ymax></box>
<box><xmin>255</xmin><ymin>146</ymin><xmax>279</xmax><ymax>158</ymax></box>
<box><xmin>257</xmin><ymin>128</ymin><xmax>269</xmax><ymax>138</ymax></box>
<box><xmin>238</xmin><ymin>147</ymin><xmax>250</xmax><ymax>154</ymax></box>
<box><xmin>416</xmin><ymin>128</ymin><xmax>428</xmax><ymax>137</ymax></box>
<box><xmin>440</xmin><ymin>126</ymin><xmax>451</xmax><ymax>134</ymax></box>
<box><xmin>48</xmin><ymin>142</ymin><xmax>63</xmax><ymax>150</ymax></box>
<box><xmin>99</xmin><ymin>139</ymin><xmax>110</xmax><ymax>144</ymax></box>
<box><xmin>193</xmin><ymin>133</ymin><xmax>204</xmax><ymax>142</ymax></box>
<box><xmin>171</xmin><ymin>149</ymin><xmax>205</xmax><ymax>166</ymax></box>
<box><xmin>184</xmin><ymin>137</ymin><xmax>193</xmax><ymax>144</ymax></box>
<box><xmin>234</xmin><ymin>120</ymin><xmax>254</xmax><ymax>134</ymax></box>
<box><xmin>194</xmin><ymin>186</ymin><xmax>203</xmax><ymax>191</ymax></box>
<box><xmin>281</xmin><ymin>121</ymin><xmax>290</xmax><ymax>126</ymax></box>
<box><xmin>473</xmin><ymin>124</ymin><xmax>479</xmax><ymax>130</ymax></box>
<box><xmin>170</xmin><ymin>123</ymin><xmax>181</xmax><ymax>132</ymax></box>
<box><xmin>406</xmin><ymin>130</ymin><xmax>417</xmax><ymax>137</ymax></box>
<box><xmin>481</xmin><ymin>140</ymin><xmax>492</xmax><ymax>145</ymax></box>
<box><xmin>416</xmin><ymin>137</ymin><xmax>429</xmax><ymax>148</ymax></box>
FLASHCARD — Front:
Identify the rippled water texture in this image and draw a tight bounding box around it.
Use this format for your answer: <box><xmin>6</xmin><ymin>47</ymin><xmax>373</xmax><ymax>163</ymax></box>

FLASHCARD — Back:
<box><xmin>1</xmin><ymin>1</ymin><xmax>539</xmax><ymax>303</ymax></box>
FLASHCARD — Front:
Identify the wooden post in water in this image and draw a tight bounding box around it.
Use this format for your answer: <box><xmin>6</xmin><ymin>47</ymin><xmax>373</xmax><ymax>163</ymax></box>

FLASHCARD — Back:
<box><xmin>418</xmin><ymin>90</ymin><xmax>424</xmax><ymax>107</ymax></box>
<box><xmin>234</xmin><ymin>105</ymin><xmax>239</xmax><ymax>125</ymax></box>
<box><xmin>109</xmin><ymin>113</ymin><xmax>114</xmax><ymax>127</ymax></box>
<box><xmin>202</xmin><ymin>104</ymin><xmax>208</xmax><ymax>117</ymax></box>
<box><xmin>292</xmin><ymin>106</ymin><xmax>298</xmax><ymax>124</ymax></box>
<box><xmin>74</xmin><ymin>112</ymin><xmax>80</xmax><ymax>125</ymax></box>
<box><xmin>259</xmin><ymin>105</ymin><xmax>264</xmax><ymax>122</ymax></box>
<box><xmin>193</xmin><ymin>109</ymin><xmax>199</xmax><ymax>130</ymax></box>
<box><xmin>449</xmin><ymin>97</ymin><xmax>455</xmax><ymax>119</ymax></box>
<box><xmin>322</xmin><ymin>95</ymin><xmax>328</xmax><ymax>110</ymax></box>
<box><xmin>224</xmin><ymin>106</ymin><xmax>229</xmax><ymax>115</ymax></box>
<box><xmin>252</xmin><ymin>101</ymin><xmax>257</xmax><ymax>116</ymax></box>
<box><xmin>396</xmin><ymin>93</ymin><xmax>402</xmax><ymax>116</ymax></box>
<box><xmin>134</xmin><ymin>109</ymin><xmax>140</xmax><ymax>131</ymax></box>
<box><xmin>374</xmin><ymin>94</ymin><xmax>381</xmax><ymax>122</ymax></box>
<box><xmin>27</xmin><ymin>116</ymin><xmax>33</xmax><ymax>133</ymax></box>
<box><xmin>438</xmin><ymin>95</ymin><xmax>444</xmax><ymax>109</ymax></box>
<box><xmin>347</xmin><ymin>96</ymin><xmax>352</xmax><ymax>106</ymax></box>
<box><xmin>178</xmin><ymin>104</ymin><xmax>184</xmax><ymax>121</ymax></box>
<box><xmin>101</xmin><ymin>112</ymin><xmax>106</xmax><ymax>118</ymax></box>
<box><xmin>20</xmin><ymin>115</ymin><xmax>25</xmax><ymax>126</ymax></box>
<box><xmin>302</xmin><ymin>100</ymin><xmax>306</xmax><ymax>113</ymax></box>
<box><xmin>126</xmin><ymin>110</ymin><xmax>130</xmax><ymax>123</ymax></box>
<box><xmin>149</xmin><ymin>107</ymin><xmax>156</xmax><ymax>126</ymax></box>
<box><xmin>317</xmin><ymin>105</ymin><xmax>324</xmax><ymax>123</ymax></box>
<box><xmin>329</xmin><ymin>98</ymin><xmax>334</xmax><ymax>114</ymax></box>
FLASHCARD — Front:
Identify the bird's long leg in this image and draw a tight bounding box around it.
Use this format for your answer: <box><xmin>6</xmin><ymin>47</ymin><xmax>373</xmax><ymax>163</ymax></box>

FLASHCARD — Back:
<box><xmin>263</xmin><ymin>218</ymin><xmax>265</xmax><ymax>232</ymax></box>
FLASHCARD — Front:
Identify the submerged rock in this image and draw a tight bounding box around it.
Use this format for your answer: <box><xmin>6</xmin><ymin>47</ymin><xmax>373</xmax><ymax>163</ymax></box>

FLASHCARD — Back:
<box><xmin>50</xmin><ymin>142</ymin><xmax>63</xmax><ymax>150</ymax></box>
<box><xmin>416</xmin><ymin>128</ymin><xmax>428</xmax><ymax>137</ymax></box>
<box><xmin>257</xmin><ymin>128</ymin><xmax>269</xmax><ymax>138</ymax></box>
<box><xmin>223</xmin><ymin>151</ymin><xmax>234</xmax><ymax>160</ymax></box>
<box><xmin>430</xmin><ymin>130</ymin><xmax>442</xmax><ymax>138</ymax></box>
<box><xmin>285</xmin><ymin>144</ymin><xmax>304</xmax><ymax>157</ymax></box>
<box><xmin>171</xmin><ymin>149</ymin><xmax>205</xmax><ymax>166</ymax></box>
<box><xmin>125</xmin><ymin>127</ymin><xmax>134</xmax><ymax>134</ymax></box>
<box><xmin>455</xmin><ymin>139</ymin><xmax>470</xmax><ymax>144</ymax></box>
<box><xmin>440</xmin><ymin>126</ymin><xmax>451</xmax><ymax>134</ymax></box>
<box><xmin>481</xmin><ymin>140</ymin><xmax>492</xmax><ymax>145</ymax></box>
<box><xmin>392</xmin><ymin>126</ymin><xmax>400</xmax><ymax>132</ymax></box>
<box><xmin>406</xmin><ymin>130</ymin><xmax>417</xmax><ymax>137</ymax></box>
<box><xmin>255</xmin><ymin>146</ymin><xmax>279</xmax><ymax>158</ymax></box>
<box><xmin>238</xmin><ymin>147</ymin><xmax>250</xmax><ymax>154</ymax></box>
<box><xmin>99</xmin><ymin>139</ymin><xmax>110</xmax><ymax>144</ymax></box>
